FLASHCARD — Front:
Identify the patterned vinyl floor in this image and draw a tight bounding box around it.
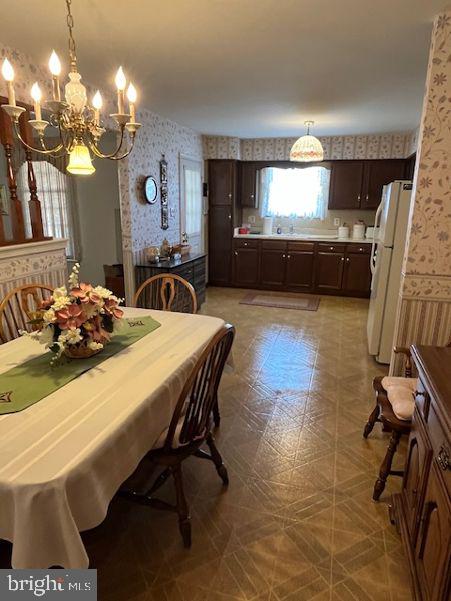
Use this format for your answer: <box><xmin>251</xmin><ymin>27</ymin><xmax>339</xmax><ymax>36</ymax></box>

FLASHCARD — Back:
<box><xmin>0</xmin><ymin>287</ymin><xmax>413</xmax><ymax>600</ymax></box>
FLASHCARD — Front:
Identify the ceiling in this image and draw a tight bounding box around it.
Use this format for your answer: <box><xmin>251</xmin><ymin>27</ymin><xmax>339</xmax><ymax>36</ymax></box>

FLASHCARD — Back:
<box><xmin>0</xmin><ymin>0</ymin><xmax>444</xmax><ymax>137</ymax></box>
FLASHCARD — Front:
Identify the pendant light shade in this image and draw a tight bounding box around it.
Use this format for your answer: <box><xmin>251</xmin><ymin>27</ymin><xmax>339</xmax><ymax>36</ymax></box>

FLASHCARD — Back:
<box><xmin>290</xmin><ymin>121</ymin><xmax>324</xmax><ymax>162</ymax></box>
<box><xmin>67</xmin><ymin>142</ymin><xmax>95</xmax><ymax>175</ymax></box>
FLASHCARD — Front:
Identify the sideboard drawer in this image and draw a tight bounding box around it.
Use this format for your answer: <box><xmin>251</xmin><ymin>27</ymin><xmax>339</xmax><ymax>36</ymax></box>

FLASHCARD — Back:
<box><xmin>317</xmin><ymin>243</ymin><xmax>346</xmax><ymax>253</ymax></box>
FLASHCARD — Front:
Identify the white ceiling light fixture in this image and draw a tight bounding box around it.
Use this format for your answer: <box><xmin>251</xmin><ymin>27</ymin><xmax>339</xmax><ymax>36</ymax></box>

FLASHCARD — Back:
<box><xmin>1</xmin><ymin>0</ymin><xmax>141</xmax><ymax>176</ymax></box>
<box><xmin>290</xmin><ymin>121</ymin><xmax>324</xmax><ymax>162</ymax></box>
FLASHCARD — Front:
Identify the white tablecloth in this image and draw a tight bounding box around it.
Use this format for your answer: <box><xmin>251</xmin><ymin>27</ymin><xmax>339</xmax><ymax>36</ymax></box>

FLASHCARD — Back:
<box><xmin>0</xmin><ymin>308</ymin><xmax>225</xmax><ymax>568</ymax></box>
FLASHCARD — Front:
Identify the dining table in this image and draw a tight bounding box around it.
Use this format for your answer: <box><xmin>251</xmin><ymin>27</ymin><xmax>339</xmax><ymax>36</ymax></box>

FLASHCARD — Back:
<box><xmin>0</xmin><ymin>307</ymin><xmax>226</xmax><ymax>569</ymax></box>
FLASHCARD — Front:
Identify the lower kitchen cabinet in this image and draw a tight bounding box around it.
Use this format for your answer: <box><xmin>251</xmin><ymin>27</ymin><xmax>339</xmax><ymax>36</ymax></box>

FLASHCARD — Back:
<box><xmin>342</xmin><ymin>252</ymin><xmax>372</xmax><ymax>295</ymax></box>
<box><xmin>315</xmin><ymin>244</ymin><xmax>346</xmax><ymax>292</ymax></box>
<box><xmin>230</xmin><ymin>239</ymin><xmax>371</xmax><ymax>297</ymax></box>
<box><xmin>285</xmin><ymin>243</ymin><xmax>315</xmax><ymax>290</ymax></box>
<box><xmin>233</xmin><ymin>246</ymin><xmax>259</xmax><ymax>287</ymax></box>
<box><xmin>260</xmin><ymin>242</ymin><xmax>287</xmax><ymax>287</ymax></box>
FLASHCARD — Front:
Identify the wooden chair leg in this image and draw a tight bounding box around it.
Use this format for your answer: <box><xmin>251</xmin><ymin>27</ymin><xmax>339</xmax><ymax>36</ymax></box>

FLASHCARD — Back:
<box><xmin>212</xmin><ymin>392</ymin><xmax>220</xmax><ymax>427</ymax></box>
<box><xmin>373</xmin><ymin>430</ymin><xmax>402</xmax><ymax>501</ymax></box>
<box><xmin>363</xmin><ymin>404</ymin><xmax>380</xmax><ymax>438</ymax></box>
<box><xmin>172</xmin><ymin>465</ymin><xmax>191</xmax><ymax>548</ymax></box>
<box><xmin>206</xmin><ymin>433</ymin><xmax>229</xmax><ymax>485</ymax></box>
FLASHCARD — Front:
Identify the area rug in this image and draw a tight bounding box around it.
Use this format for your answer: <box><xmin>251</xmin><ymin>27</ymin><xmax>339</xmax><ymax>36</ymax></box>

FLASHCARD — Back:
<box><xmin>240</xmin><ymin>292</ymin><xmax>320</xmax><ymax>311</ymax></box>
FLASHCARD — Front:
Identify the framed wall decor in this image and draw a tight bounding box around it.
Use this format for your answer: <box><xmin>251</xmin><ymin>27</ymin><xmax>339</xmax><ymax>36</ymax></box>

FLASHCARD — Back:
<box><xmin>159</xmin><ymin>155</ymin><xmax>169</xmax><ymax>230</ymax></box>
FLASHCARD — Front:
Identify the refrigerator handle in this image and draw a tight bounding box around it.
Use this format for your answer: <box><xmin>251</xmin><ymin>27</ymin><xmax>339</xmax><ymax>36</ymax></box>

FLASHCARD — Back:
<box><xmin>370</xmin><ymin>202</ymin><xmax>383</xmax><ymax>275</ymax></box>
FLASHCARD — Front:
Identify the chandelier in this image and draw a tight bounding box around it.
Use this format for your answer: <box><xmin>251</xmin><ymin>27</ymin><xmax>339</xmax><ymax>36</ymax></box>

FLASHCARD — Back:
<box><xmin>1</xmin><ymin>0</ymin><xmax>141</xmax><ymax>175</ymax></box>
<box><xmin>290</xmin><ymin>121</ymin><xmax>324</xmax><ymax>162</ymax></box>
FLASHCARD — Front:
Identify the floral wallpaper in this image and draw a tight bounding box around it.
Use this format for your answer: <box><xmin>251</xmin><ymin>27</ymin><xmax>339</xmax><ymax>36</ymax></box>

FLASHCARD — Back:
<box><xmin>203</xmin><ymin>131</ymin><xmax>417</xmax><ymax>161</ymax></box>
<box><xmin>391</xmin><ymin>9</ymin><xmax>451</xmax><ymax>373</ymax></box>
<box><xmin>402</xmin><ymin>11</ymin><xmax>451</xmax><ymax>281</ymax></box>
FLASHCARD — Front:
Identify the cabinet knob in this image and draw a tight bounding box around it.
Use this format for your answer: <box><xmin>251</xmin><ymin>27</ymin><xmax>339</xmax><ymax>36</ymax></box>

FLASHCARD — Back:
<box><xmin>366</xmin><ymin>194</ymin><xmax>369</xmax><ymax>201</ymax></box>
<box><xmin>287</xmin><ymin>254</ymin><xmax>291</xmax><ymax>259</ymax></box>
<box><xmin>358</xmin><ymin>194</ymin><xmax>361</xmax><ymax>201</ymax></box>
<box><xmin>234</xmin><ymin>251</ymin><xmax>238</xmax><ymax>256</ymax></box>
<box><xmin>228</xmin><ymin>193</ymin><xmax>232</xmax><ymax>198</ymax></box>
<box><xmin>250</xmin><ymin>194</ymin><xmax>254</xmax><ymax>199</ymax></box>
<box><xmin>282</xmin><ymin>254</ymin><xmax>286</xmax><ymax>258</ymax></box>
<box><xmin>341</xmin><ymin>257</ymin><xmax>344</xmax><ymax>261</ymax></box>
<box><xmin>330</xmin><ymin>246</ymin><xmax>334</xmax><ymax>251</ymax></box>
<box><xmin>346</xmin><ymin>257</ymin><xmax>350</xmax><ymax>262</ymax></box>
<box><xmin>244</xmin><ymin>242</ymin><xmax>248</xmax><ymax>246</ymax></box>
<box><xmin>359</xmin><ymin>247</ymin><xmax>363</xmax><ymax>252</ymax></box>
<box><xmin>228</xmin><ymin>214</ymin><xmax>232</xmax><ymax>220</ymax></box>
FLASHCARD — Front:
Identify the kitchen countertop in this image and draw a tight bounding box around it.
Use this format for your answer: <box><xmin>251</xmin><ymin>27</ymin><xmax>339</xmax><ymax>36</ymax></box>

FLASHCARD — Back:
<box><xmin>234</xmin><ymin>233</ymin><xmax>372</xmax><ymax>244</ymax></box>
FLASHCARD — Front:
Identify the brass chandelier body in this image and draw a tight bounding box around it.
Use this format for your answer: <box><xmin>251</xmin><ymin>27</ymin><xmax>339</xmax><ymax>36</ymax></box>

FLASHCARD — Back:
<box><xmin>1</xmin><ymin>0</ymin><xmax>141</xmax><ymax>175</ymax></box>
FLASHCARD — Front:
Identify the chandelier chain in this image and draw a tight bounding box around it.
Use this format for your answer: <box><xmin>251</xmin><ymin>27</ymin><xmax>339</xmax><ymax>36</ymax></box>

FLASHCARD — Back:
<box><xmin>66</xmin><ymin>0</ymin><xmax>77</xmax><ymax>71</ymax></box>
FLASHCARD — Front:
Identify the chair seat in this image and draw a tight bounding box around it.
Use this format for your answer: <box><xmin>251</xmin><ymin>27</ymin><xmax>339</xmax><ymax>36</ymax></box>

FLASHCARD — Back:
<box><xmin>381</xmin><ymin>376</ymin><xmax>418</xmax><ymax>421</ymax></box>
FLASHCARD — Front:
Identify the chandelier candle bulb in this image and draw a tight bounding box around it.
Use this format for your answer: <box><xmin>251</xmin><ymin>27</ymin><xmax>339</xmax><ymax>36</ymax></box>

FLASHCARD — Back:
<box><xmin>115</xmin><ymin>66</ymin><xmax>126</xmax><ymax>114</ymax></box>
<box><xmin>127</xmin><ymin>83</ymin><xmax>137</xmax><ymax>123</ymax></box>
<box><xmin>1</xmin><ymin>58</ymin><xmax>16</xmax><ymax>106</ymax></box>
<box><xmin>31</xmin><ymin>83</ymin><xmax>42</xmax><ymax>121</ymax></box>
<box><xmin>48</xmin><ymin>50</ymin><xmax>62</xmax><ymax>101</ymax></box>
<box><xmin>92</xmin><ymin>90</ymin><xmax>102</xmax><ymax>125</ymax></box>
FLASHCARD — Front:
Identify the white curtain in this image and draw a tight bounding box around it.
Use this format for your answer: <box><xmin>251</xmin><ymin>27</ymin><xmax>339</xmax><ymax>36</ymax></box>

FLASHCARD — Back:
<box><xmin>17</xmin><ymin>160</ymin><xmax>77</xmax><ymax>258</ymax></box>
<box><xmin>259</xmin><ymin>166</ymin><xmax>330</xmax><ymax>220</ymax></box>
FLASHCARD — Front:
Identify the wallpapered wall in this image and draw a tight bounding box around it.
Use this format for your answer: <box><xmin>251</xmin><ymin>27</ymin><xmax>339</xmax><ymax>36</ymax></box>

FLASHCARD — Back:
<box><xmin>118</xmin><ymin>108</ymin><xmax>202</xmax><ymax>256</ymax></box>
<box><xmin>391</xmin><ymin>10</ymin><xmax>451</xmax><ymax>374</ymax></box>
<box><xmin>203</xmin><ymin>130</ymin><xmax>418</xmax><ymax>161</ymax></box>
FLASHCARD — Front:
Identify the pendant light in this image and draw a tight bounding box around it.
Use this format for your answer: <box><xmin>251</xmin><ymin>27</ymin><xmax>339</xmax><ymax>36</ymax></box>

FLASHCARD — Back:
<box><xmin>290</xmin><ymin>121</ymin><xmax>324</xmax><ymax>162</ymax></box>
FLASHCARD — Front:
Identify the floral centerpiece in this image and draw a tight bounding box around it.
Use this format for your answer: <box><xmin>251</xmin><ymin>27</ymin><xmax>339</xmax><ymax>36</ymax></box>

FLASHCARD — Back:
<box><xmin>28</xmin><ymin>263</ymin><xmax>124</xmax><ymax>362</ymax></box>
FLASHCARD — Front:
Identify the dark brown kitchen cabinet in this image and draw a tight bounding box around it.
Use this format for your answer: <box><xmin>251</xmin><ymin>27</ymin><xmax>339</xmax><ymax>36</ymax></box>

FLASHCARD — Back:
<box><xmin>328</xmin><ymin>161</ymin><xmax>364</xmax><ymax>209</ymax></box>
<box><xmin>208</xmin><ymin>160</ymin><xmax>236</xmax><ymax>206</ymax></box>
<box><xmin>315</xmin><ymin>243</ymin><xmax>346</xmax><ymax>292</ymax></box>
<box><xmin>285</xmin><ymin>242</ymin><xmax>315</xmax><ymax>290</ymax></box>
<box><xmin>238</xmin><ymin>162</ymin><xmax>258</xmax><ymax>208</ymax></box>
<box><xmin>361</xmin><ymin>159</ymin><xmax>408</xmax><ymax>209</ymax></box>
<box><xmin>233</xmin><ymin>240</ymin><xmax>259</xmax><ymax>287</ymax></box>
<box><xmin>208</xmin><ymin>205</ymin><xmax>233</xmax><ymax>285</ymax></box>
<box><xmin>342</xmin><ymin>252</ymin><xmax>372</xmax><ymax>295</ymax></box>
<box><xmin>260</xmin><ymin>242</ymin><xmax>286</xmax><ymax>287</ymax></box>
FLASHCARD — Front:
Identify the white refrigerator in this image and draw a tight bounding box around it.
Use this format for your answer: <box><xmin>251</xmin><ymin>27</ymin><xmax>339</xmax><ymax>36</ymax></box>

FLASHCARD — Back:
<box><xmin>367</xmin><ymin>181</ymin><xmax>412</xmax><ymax>364</ymax></box>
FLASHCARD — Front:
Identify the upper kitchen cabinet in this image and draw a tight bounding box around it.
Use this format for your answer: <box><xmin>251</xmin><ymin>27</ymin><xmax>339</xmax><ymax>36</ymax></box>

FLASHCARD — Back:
<box><xmin>208</xmin><ymin>160</ymin><xmax>236</xmax><ymax>206</ymax></box>
<box><xmin>238</xmin><ymin>162</ymin><xmax>258</xmax><ymax>208</ymax></box>
<box><xmin>361</xmin><ymin>159</ymin><xmax>408</xmax><ymax>209</ymax></box>
<box><xmin>328</xmin><ymin>161</ymin><xmax>364</xmax><ymax>209</ymax></box>
<box><xmin>328</xmin><ymin>159</ymin><xmax>408</xmax><ymax>210</ymax></box>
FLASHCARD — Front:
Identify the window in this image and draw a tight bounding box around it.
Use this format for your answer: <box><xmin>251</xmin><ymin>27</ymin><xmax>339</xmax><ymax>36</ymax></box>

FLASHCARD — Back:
<box><xmin>259</xmin><ymin>166</ymin><xmax>330</xmax><ymax>220</ymax></box>
<box><xmin>17</xmin><ymin>160</ymin><xmax>77</xmax><ymax>258</ymax></box>
<box><xmin>180</xmin><ymin>156</ymin><xmax>203</xmax><ymax>254</ymax></box>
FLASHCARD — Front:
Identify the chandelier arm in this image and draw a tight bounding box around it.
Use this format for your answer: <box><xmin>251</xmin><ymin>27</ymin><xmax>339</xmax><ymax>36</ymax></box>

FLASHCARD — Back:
<box><xmin>12</xmin><ymin>120</ymin><xmax>65</xmax><ymax>156</ymax></box>
<box><xmin>87</xmin><ymin>127</ymin><xmax>127</xmax><ymax>159</ymax></box>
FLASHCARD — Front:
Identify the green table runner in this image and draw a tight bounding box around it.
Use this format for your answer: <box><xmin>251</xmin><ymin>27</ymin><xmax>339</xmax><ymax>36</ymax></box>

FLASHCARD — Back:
<box><xmin>0</xmin><ymin>316</ymin><xmax>161</xmax><ymax>415</ymax></box>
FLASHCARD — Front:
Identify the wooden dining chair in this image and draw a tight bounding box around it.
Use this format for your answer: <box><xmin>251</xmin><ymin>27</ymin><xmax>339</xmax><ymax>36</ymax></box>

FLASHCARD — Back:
<box><xmin>120</xmin><ymin>323</ymin><xmax>235</xmax><ymax>547</ymax></box>
<box><xmin>133</xmin><ymin>273</ymin><xmax>197</xmax><ymax>314</ymax></box>
<box><xmin>0</xmin><ymin>283</ymin><xmax>53</xmax><ymax>343</ymax></box>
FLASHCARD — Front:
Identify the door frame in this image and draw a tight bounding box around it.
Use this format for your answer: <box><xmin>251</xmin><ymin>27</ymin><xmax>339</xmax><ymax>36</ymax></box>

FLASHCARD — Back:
<box><xmin>179</xmin><ymin>154</ymin><xmax>205</xmax><ymax>254</ymax></box>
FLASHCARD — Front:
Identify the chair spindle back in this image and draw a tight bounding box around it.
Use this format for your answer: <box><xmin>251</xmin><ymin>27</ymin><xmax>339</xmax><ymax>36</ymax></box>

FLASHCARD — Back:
<box><xmin>0</xmin><ymin>284</ymin><xmax>53</xmax><ymax>343</ymax></box>
<box><xmin>134</xmin><ymin>273</ymin><xmax>197</xmax><ymax>314</ymax></box>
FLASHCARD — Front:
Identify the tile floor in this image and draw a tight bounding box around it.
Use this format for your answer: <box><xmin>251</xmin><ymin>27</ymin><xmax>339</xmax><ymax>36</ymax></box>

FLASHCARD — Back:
<box><xmin>0</xmin><ymin>287</ymin><xmax>413</xmax><ymax>600</ymax></box>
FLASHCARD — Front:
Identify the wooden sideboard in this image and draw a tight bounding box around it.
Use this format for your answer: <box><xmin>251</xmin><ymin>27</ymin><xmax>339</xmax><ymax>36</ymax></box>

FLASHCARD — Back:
<box><xmin>135</xmin><ymin>253</ymin><xmax>206</xmax><ymax>309</ymax></box>
<box><xmin>390</xmin><ymin>346</ymin><xmax>451</xmax><ymax>601</ymax></box>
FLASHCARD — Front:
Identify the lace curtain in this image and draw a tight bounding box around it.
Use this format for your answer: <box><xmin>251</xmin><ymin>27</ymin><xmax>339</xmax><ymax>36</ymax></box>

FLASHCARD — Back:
<box><xmin>259</xmin><ymin>166</ymin><xmax>330</xmax><ymax>220</ymax></box>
